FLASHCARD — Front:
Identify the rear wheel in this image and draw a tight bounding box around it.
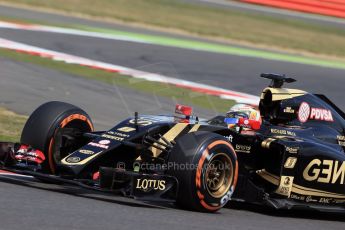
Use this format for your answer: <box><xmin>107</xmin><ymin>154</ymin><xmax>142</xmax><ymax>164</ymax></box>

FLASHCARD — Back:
<box><xmin>20</xmin><ymin>101</ymin><xmax>94</xmax><ymax>174</ymax></box>
<box><xmin>167</xmin><ymin>131</ymin><xmax>238</xmax><ymax>212</ymax></box>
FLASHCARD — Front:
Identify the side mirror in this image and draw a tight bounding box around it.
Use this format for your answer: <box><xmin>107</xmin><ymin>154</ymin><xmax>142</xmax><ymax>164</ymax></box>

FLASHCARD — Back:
<box><xmin>238</xmin><ymin>118</ymin><xmax>261</xmax><ymax>130</ymax></box>
<box><xmin>174</xmin><ymin>104</ymin><xmax>193</xmax><ymax>123</ymax></box>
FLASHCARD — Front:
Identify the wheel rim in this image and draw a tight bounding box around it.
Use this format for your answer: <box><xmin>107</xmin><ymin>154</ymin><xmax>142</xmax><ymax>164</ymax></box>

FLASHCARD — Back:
<box><xmin>49</xmin><ymin>116</ymin><xmax>93</xmax><ymax>173</ymax></box>
<box><xmin>205</xmin><ymin>153</ymin><xmax>233</xmax><ymax>198</ymax></box>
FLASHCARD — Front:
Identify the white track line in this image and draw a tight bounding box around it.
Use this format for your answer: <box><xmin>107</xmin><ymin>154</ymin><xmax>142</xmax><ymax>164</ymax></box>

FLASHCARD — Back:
<box><xmin>0</xmin><ymin>21</ymin><xmax>153</xmax><ymax>44</ymax></box>
<box><xmin>0</xmin><ymin>37</ymin><xmax>259</xmax><ymax>104</ymax></box>
<box><xmin>0</xmin><ymin>170</ymin><xmax>33</xmax><ymax>178</ymax></box>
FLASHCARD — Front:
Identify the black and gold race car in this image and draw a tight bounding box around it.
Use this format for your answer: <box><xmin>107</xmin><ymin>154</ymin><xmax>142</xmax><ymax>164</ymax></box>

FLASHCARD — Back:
<box><xmin>1</xmin><ymin>73</ymin><xmax>345</xmax><ymax>213</ymax></box>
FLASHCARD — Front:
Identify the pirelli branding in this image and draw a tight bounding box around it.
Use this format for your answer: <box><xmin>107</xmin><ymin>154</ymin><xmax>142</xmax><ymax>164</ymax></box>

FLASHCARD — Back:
<box><xmin>101</xmin><ymin>131</ymin><xmax>130</xmax><ymax>141</ymax></box>
<box><xmin>101</xmin><ymin>133</ymin><xmax>125</xmax><ymax>141</ymax></box>
<box><xmin>303</xmin><ymin>159</ymin><xmax>345</xmax><ymax>184</ymax></box>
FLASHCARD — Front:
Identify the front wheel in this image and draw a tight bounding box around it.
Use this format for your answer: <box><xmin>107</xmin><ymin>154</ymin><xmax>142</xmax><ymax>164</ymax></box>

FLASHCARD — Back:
<box><xmin>20</xmin><ymin>101</ymin><xmax>94</xmax><ymax>174</ymax></box>
<box><xmin>167</xmin><ymin>131</ymin><xmax>238</xmax><ymax>212</ymax></box>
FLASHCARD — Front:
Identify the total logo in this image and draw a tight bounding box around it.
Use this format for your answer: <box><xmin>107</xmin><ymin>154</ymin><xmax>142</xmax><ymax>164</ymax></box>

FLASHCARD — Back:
<box><xmin>88</xmin><ymin>139</ymin><xmax>110</xmax><ymax>149</ymax></box>
<box><xmin>298</xmin><ymin>102</ymin><xmax>333</xmax><ymax>123</ymax></box>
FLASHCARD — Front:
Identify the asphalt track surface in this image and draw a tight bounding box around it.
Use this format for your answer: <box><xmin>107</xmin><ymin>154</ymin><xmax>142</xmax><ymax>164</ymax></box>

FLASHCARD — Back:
<box><xmin>0</xmin><ymin>5</ymin><xmax>345</xmax><ymax>230</ymax></box>
<box><xmin>0</xmin><ymin>59</ymin><xmax>216</xmax><ymax>130</ymax></box>
<box><xmin>2</xmin><ymin>27</ymin><xmax>345</xmax><ymax>108</ymax></box>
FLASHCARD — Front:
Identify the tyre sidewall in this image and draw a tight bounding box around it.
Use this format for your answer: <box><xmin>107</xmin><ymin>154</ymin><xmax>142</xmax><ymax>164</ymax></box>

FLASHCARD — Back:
<box><xmin>20</xmin><ymin>101</ymin><xmax>93</xmax><ymax>172</ymax></box>
<box><xmin>168</xmin><ymin>131</ymin><xmax>238</xmax><ymax>212</ymax></box>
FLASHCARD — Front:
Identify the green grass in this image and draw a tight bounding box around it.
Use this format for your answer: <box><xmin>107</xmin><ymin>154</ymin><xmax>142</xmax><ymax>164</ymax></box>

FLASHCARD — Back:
<box><xmin>2</xmin><ymin>0</ymin><xmax>345</xmax><ymax>58</ymax></box>
<box><xmin>0</xmin><ymin>14</ymin><xmax>51</xmax><ymax>25</ymax></box>
<box><xmin>0</xmin><ymin>107</ymin><xmax>27</xmax><ymax>142</ymax></box>
<box><xmin>0</xmin><ymin>48</ymin><xmax>235</xmax><ymax>113</ymax></box>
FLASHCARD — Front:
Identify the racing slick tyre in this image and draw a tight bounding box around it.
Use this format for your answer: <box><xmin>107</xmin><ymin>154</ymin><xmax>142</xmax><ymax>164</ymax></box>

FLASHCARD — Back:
<box><xmin>167</xmin><ymin>131</ymin><xmax>238</xmax><ymax>212</ymax></box>
<box><xmin>20</xmin><ymin>101</ymin><xmax>94</xmax><ymax>174</ymax></box>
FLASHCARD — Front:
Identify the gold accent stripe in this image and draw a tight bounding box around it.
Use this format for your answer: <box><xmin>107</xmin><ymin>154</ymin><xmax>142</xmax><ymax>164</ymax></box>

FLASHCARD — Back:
<box><xmin>292</xmin><ymin>183</ymin><xmax>345</xmax><ymax>198</ymax></box>
<box><xmin>261</xmin><ymin>88</ymin><xmax>307</xmax><ymax>101</ymax></box>
<box><xmin>189</xmin><ymin>124</ymin><xmax>201</xmax><ymax>133</ymax></box>
<box><xmin>261</xmin><ymin>138</ymin><xmax>275</xmax><ymax>149</ymax></box>
<box><xmin>151</xmin><ymin>123</ymin><xmax>188</xmax><ymax>157</ymax></box>
<box><xmin>257</xmin><ymin>170</ymin><xmax>345</xmax><ymax>199</ymax></box>
<box><xmin>256</xmin><ymin>169</ymin><xmax>279</xmax><ymax>185</ymax></box>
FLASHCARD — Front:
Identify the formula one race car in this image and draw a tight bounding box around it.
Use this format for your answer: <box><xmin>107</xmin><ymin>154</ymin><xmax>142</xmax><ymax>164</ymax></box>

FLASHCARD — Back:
<box><xmin>1</xmin><ymin>73</ymin><xmax>345</xmax><ymax>213</ymax></box>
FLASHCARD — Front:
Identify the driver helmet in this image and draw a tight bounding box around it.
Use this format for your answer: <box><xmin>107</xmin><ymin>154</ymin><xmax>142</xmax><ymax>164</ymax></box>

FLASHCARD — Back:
<box><xmin>225</xmin><ymin>104</ymin><xmax>261</xmax><ymax>130</ymax></box>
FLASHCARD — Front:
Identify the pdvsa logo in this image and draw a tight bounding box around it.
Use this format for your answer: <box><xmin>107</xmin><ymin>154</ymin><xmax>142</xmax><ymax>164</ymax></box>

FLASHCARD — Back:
<box><xmin>298</xmin><ymin>102</ymin><xmax>333</xmax><ymax>123</ymax></box>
